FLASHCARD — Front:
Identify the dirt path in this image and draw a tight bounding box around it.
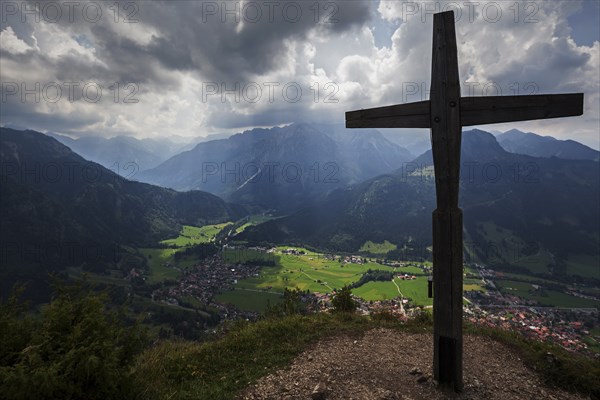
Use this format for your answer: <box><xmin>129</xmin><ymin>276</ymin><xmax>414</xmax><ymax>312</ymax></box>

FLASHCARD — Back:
<box><xmin>301</xmin><ymin>270</ymin><xmax>334</xmax><ymax>291</ymax></box>
<box><xmin>391</xmin><ymin>279</ymin><xmax>405</xmax><ymax>314</ymax></box>
<box><xmin>240</xmin><ymin>328</ymin><xmax>586</xmax><ymax>400</ymax></box>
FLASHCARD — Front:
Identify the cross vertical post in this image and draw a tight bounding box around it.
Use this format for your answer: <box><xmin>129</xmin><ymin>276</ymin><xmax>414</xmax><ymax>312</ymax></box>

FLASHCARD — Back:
<box><xmin>430</xmin><ymin>11</ymin><xmax>463</xmax><ymax>391</ymax></box>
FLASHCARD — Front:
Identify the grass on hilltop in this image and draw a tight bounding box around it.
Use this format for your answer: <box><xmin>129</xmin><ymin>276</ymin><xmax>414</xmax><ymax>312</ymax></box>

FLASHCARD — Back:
<box><xmin>4</xmin><ymin>280</ymin><xmax>596</xmax><ymax>400</ymax></box>
<box><xmin>130</xmin><ymin>311</ymin><xmax>600</xmax><ymax>400</ymax></box>
<box><xmin>131</xmin><ymin>313</ymin><xmax>431</xmax><ymax>400</ymax></box>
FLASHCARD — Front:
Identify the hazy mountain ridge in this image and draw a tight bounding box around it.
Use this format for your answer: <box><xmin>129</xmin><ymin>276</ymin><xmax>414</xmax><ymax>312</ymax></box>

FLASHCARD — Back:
<box><xmin>45</xmin><ymin>132</ymin><xmax>199</xmax><ymax>173</ymax></box>
<box><xmin>497</xmin><ymin>129</ymin><xmax>600</xmax><ymax>161</ymax></box>
<box><xmin>380</xmin><ymin>129</ymin><xmax>432</xmax><ymax>156</ymax></box>
<box><xmin>137</xmin><ymin>123</ymin><xmax>415</xmax><ymax>212</ymax></box>
<box><xmin>382</xmin><ymin>128</ymin><xmax>600</xmax><ymax>162</ymax></box>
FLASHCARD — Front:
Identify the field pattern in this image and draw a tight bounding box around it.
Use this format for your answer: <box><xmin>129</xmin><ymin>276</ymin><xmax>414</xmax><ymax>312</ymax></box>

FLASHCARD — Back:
<box><xmin>219</xmin><ymin>247</ymin><xmax>440</xmax><ymax>310</ymax></box>
<box><xmin>224</xmin><ymin>247</ymin><xmax>394</xmax><ymax>292</ymax></box>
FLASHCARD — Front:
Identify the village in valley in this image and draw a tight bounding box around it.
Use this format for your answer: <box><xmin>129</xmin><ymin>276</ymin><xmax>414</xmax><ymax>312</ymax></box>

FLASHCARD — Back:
<box><xmin>136</xmin><ymin>222</ymin><xmax>599</xmax><ymax>357</ymax></box>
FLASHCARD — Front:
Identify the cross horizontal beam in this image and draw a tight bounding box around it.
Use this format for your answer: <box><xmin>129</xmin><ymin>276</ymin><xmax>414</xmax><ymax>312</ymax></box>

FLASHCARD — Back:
<box><xmin>345</xmin><ymin>93</ymin><xmax>584</xmax><ymax>129</ymax></box>
<box><xmin>346</xmin><ymin>100</ymin><xmax>430</xmax><ymax>128</ymax></box>
<box><xmin>460</xmin><ymin>93</ymin><xmax>584</xmax><ymax>126</ymax></box>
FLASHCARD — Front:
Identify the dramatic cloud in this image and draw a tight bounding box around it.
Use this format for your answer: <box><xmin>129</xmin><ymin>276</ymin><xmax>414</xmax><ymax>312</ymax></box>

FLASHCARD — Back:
<box><xmin>0</xmin><ymin>0</ymin><xmax>598</xmax><ymax>148</ymax></box>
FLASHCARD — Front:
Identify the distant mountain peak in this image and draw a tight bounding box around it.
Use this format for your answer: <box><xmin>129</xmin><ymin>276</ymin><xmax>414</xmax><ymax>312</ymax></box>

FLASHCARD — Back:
<box><xmin>497</xmin><ymin>129</ymin><xmax>599</xmax><ymax>161</ymax></box>
<box><xmin>137</xmin><ymin>122</ymin><xmax>415</xmax><ymax>212</ymax></box>
<box><xmin>413</xmin><ymin>128</ymin><xmax>507</xmax><ymax>165</ymax></box>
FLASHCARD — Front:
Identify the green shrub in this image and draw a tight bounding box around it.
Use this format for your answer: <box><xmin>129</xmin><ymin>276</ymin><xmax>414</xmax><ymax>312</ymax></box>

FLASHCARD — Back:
<box><xmin>0</xmin><ymin>286</ymin><xmax>35</xmax><ymax>368</ymax></box>
<box><xmin>331</xmin><ymin>285</ymin><xmax>357</xmax><ymax>313</ymax></box>
<box><xmin>0</xmin><ymin>281</ymin><xmax>148</xmax><ymax>400</ymax></box>
<box><xmin>264</xmin><ymin>288</ymin><xmax>309</xmax><ymax>317</ymax></box>
<box><xmin>371</xmin><ymin>307</ymin><xmax>397</xmax><ymax>322</ymax></box>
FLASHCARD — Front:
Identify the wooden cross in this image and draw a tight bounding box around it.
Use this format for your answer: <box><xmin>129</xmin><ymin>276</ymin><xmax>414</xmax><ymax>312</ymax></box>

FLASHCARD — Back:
<box><xmin>345</xmin><ymin>10</ymin><xmax>583</xmax><ymax>392</ymax></box>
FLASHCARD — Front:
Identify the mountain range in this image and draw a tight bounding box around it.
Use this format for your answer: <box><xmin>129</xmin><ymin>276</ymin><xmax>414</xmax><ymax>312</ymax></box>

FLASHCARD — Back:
<box><xmin>137</xmin><ymin>123</ymin><xmax>415</xmax><ymax>212</ymax></box>
<box><xmin>238</xmin><ymin>129</ymin><xmax>599</xmax><ymax>281</ymax></box>
<box><xmin>496</xmin><ymin>129</ymin><xmax>600</xmax><ymax>161</ymax></box>
<box><xmin>2</xmin><ymin>125</ymin><xmax>598</xmax><ymax>284</ymax></box>
<box><xmin>0</xmin><ymin>128</ymin><xmax>243</xmax><ymax>278</ymax></box>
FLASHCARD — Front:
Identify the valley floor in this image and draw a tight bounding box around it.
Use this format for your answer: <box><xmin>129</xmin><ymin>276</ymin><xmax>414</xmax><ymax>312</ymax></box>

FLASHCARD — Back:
<box><xmin>131</xmin><ymin>222</ymin><xmax>598</xmax><ymax>354</ymax></box>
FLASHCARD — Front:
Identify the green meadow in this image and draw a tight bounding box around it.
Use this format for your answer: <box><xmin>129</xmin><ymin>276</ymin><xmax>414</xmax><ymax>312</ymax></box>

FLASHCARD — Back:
<box><xmin>352</xmin><ymin>280</ymin><xmax>400</xmax><ymax>301</ymax></box>
<box><xmin>496</xmin><ymin>279</ymin><xmax>599</xmax><ymax>308</ymax></box>
<box><xmin>217</xmin><ymin>247</ymin><xmax>450</xmax><ymax>311</ymax></box>
<box><xmin>395</xmin><ymin>276</ymin><xmax>433</xmax><ymax>307</ymax></box>
<box><xmin>359</xmin><ymin>240</ymin><xmax>397</xmax><ymax>255</ymax></box>
<box><xmin>141</xmin><ymin>223</ymin><xmax>231</xmax><ymax>283</ymax></box>
<box><xmin>139</xmin><ymin>248</ymin><xmax>180</xmax><ymax>284</ymax></box>
<box><xmin>234</xmin><ymin>215</ymin><xmax>275</xmax><ymax>235</ymax></box>
<box><xmin>396</xmin><ymin>265</ymin><xmax>426</xmax><ymax>275</ymax></box>
<box><xmin>214</xmin><ymin>289</ymin><xmax>283</xmax><ymax>312</ymax></box>
<box><xmin>565</xmin><ymin>254</ymin><xmax>600</xmax><ymax>279</ymax></box>
<box><xmin>224</xmin><ymin>247</ymin><xmax>393</xmax><ymax>293</ymax></box>
<box><xmin>160</xmin><ymin>223</ymin><xmax>231</xmax><ymax>247</ymax></box>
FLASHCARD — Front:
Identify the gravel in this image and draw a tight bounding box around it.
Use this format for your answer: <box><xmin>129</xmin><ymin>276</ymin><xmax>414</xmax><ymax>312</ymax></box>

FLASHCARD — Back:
<box><xmin>240</xmin><ymin>328</ymin><xmax>586</xmax><ymax>400</ymax></box>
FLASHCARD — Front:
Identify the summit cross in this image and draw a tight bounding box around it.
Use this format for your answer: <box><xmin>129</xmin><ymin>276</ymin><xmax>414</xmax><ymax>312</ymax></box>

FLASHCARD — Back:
<box><xmin>345</xmin><ymin>10</ymin><xmax>584</xmax><ymax>392</ymax></box>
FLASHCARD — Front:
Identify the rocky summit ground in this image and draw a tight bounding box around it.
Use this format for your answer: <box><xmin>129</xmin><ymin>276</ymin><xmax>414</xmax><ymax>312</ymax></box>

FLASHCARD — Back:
<box><xmin>240</xmin><ymin>329</ymin><xmax>586</xmax><ymax>400</ymax></box>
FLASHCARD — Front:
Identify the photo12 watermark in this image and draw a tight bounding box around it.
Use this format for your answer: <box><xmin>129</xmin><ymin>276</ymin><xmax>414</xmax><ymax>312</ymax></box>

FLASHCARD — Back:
<box><xmin>0</xmin><ymin>160</ymin><xmax>140</xmax><ymax>185</ymax></box>
<box><xmin>400</xmin><ymin>81</ymin><xmax>539</xmax><ymax>103</ymax></box>
<box><xmin>201</xmin><ymin>161</ymin><xmax>339</xmax><ymax>184</ymax></box>
<box><xmin>201</xmin><ymin>81</ymin><xmax>339</xmax><ymax>104</ymax></box>
<box><xmin>400</xmin><ymin>161</ymin><xmax>540</xmax><ymax>184</ymax></box>
<box><xmin>1</xmin><ymin>1</ymin><xmax>139</xmax><ymax>24</ymax></box>
<box><xmin>199</xmin><ymin>1</ymin><xmax>340</xmax><ymax>24</ymax></box>
<box><xmin>389</xmin><ymin>1</ymin><xmax>540</xmax><ymax>24</ymax></box>
<box><xmin>1</xmin><ymin>81</ymin><xmax>140</xmax><ymax>104</ymax></box>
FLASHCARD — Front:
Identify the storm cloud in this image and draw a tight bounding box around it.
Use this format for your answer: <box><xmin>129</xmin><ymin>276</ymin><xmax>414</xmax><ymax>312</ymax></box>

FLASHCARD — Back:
<box><xmin>0</xmin><ymin>0</ymin><xmax>598</xmax><ymax>148</ymax></box>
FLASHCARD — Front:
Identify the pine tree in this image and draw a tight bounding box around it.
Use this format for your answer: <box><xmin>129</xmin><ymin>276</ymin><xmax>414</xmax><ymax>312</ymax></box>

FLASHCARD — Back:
<box><xmin>331</xmin><ymin>285</ymin><xmax>357</xmax><ymax>313</ymax></box>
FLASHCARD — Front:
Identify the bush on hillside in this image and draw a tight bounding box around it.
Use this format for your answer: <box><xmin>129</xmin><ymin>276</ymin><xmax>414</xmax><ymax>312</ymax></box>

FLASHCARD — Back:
<box><xmin>0</xmin><ymin>281</ymin><xmax>148</xmax><ymax>400</ymax></box>
<box><xmin>331</xmin><ymin>285</ymin><xmax>357</xmax><ymax>313</ymax></box>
